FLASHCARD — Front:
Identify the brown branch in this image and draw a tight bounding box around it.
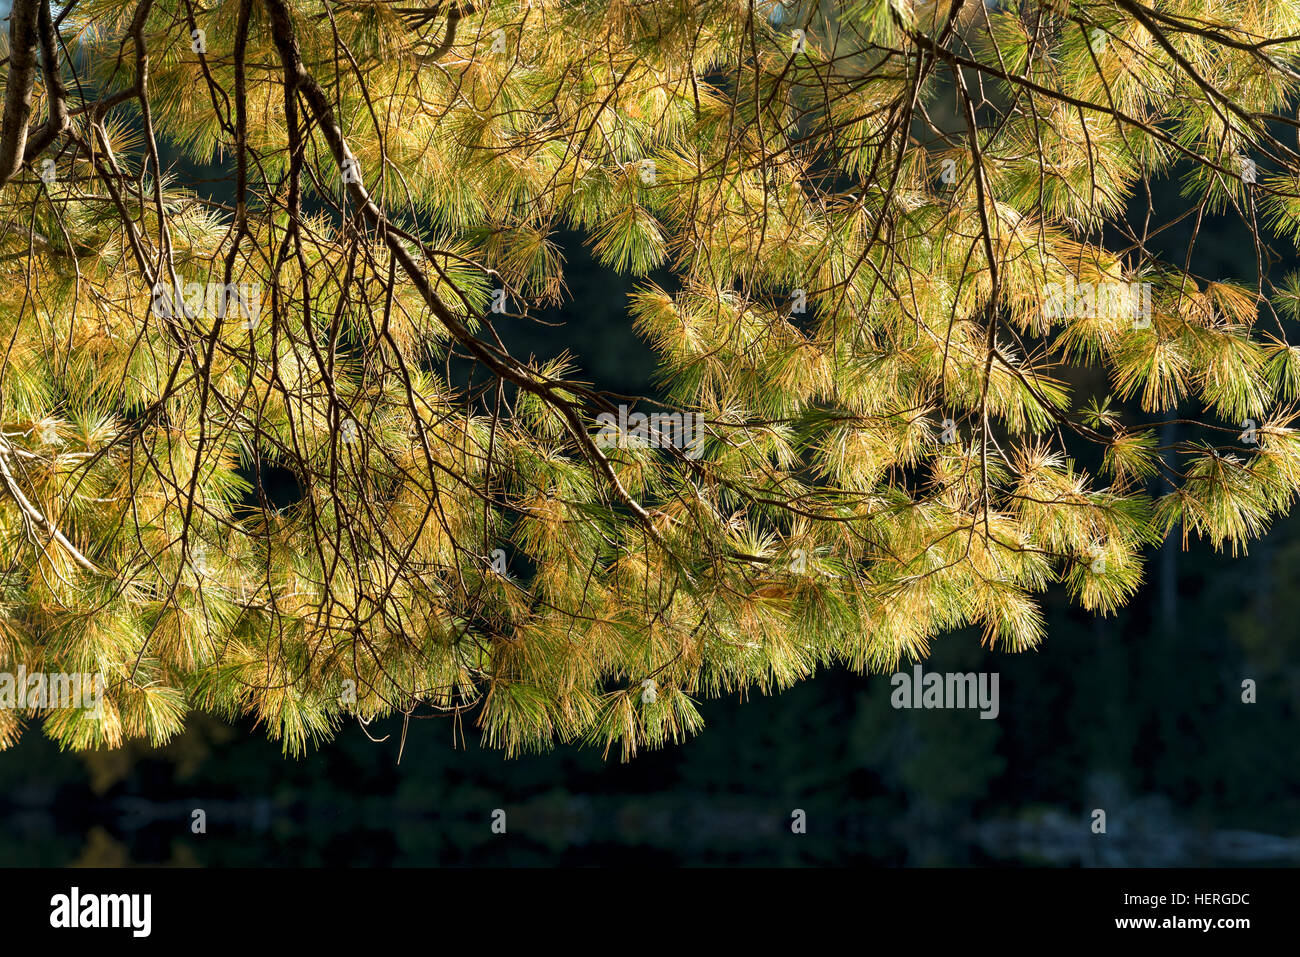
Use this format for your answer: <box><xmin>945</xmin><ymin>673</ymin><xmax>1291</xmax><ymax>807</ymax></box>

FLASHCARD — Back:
<box><xmin>22</xmin><ymin>0</ymin><xmax>69</xmax><ymax>165</ymax></box>
<box><xmin>0</xmin><ymin>439</ymin><xmax>105</xmax><ymax>574</ymax></box>
<box><xmin>0</xmin><ymin>0</ymin><xmax>42</xmax><ymax>187</ymax></box>
<box><xmin>259</xmin><ymin>0</ymin><xmax>669</xmax><ymax>550</ymax></box>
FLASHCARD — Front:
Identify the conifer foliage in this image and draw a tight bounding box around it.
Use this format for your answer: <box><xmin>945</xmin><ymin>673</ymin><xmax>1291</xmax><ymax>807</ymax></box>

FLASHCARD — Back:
<box><xmin>0</xmin><ymin>0</ymin><xmax>1299</xmax><ymax>757</ymax></box>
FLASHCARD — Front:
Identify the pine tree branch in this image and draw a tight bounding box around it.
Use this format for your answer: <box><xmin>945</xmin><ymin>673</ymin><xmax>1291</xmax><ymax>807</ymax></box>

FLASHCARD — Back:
<box><xmin>21</xmin><ymin>0</ymin><xmax>69</xmax><ymax>165</ymax></box>
<box><xmin>0</xmin><ymin>0</ymin><xmax>41</xmax><ymax>188</ymax></box>
<box><xmin>0</xmin><ymin>439</ymin><xmax>105</xmax><ymax>575</ymax></box>
<box><xmin>259</xmin><ymin>0</ymin><xmax>670</xmax><ymax>551</ymax></box>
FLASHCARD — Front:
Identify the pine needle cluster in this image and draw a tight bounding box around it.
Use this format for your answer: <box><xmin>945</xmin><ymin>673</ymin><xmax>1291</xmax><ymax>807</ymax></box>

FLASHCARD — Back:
<box><xmin>0</xmin><ymin>0</ymin><xmax>1298</xmax><ymax>757</ymax></box>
